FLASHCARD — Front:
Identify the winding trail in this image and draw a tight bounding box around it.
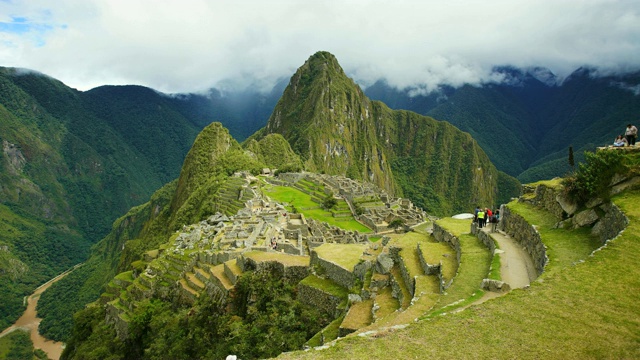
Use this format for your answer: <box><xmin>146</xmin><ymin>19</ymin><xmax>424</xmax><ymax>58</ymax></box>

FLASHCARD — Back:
<box><xmin>0</xmin><ymin>264</ymin><xmax>81</xmax><ymax>360</ymax></box>
<box><xmin>489</xmin><ymin>229</ymin><xmax>537</xmax><ymax>288</ymax></box>
<box><xmin>460</xmin><ymin>228</ymin><xmax>537</xmax><ymax>309</ymax></box>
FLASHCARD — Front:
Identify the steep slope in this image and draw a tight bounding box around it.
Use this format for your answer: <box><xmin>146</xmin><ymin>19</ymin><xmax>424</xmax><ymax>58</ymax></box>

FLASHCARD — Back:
<box><xmin>36</xmin><ymin>123</ymin><xmax>301</xmax><ymax>341</ymax></box>
<box><xmin>365</xmin><ymin>67</ymin><xmax>640</xmax><ymax>182</ymax></box>
<box><xmin>261</xmin><ymin>51</ymin><xmax>518</xmax><ymax>215</ymax></box>
<box><xmin>0</xmin><ymin>68</ymin><xmax>200</xmax><ymax>330</ymax></box>
<box><xmin>263</xmin><ymin>52</ymin><xmax>398</xmax><ymax>195</ymax></box>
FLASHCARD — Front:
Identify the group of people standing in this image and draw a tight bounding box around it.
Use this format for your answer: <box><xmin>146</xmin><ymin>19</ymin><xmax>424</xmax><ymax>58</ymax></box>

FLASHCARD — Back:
<box><xmin>613</xmin><ymin>124</ymin><xmax>638</xmax><ymax>147</ymax></box>
<box><xmin>474</xmin><ymin>206</ymin><xmax>500</xmax><ymax>231</ymax></box>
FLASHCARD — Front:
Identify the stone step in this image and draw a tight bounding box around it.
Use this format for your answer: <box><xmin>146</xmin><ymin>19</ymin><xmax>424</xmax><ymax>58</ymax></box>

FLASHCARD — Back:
<box><xmin>137</xmin><ymin>273</ymin><xmax>154</xmax><ymax>289</ymax></box>
<box><xmin>179</xmin><ymin>278</ymin><xmax>200</xmax><ymax>298</ymax></box>
<box><xmin>371</xmin><ymin>286</ymin><xmax>399</xmax><ymax>324</ymax></box>
<box><xmin>209</xmin><ymin>263</ymin><xmax>234</xmax><ymax>292</ymax></box>
<box><xmin>165</xmin><ymin>253</ymin><xmax>189</xmax><ymax>267</ymax></box>
<box><xmin>193</xmin><ymin>266</ymin><xmax>211</xmax><ymax>284</ymax></box>
<box><xmin>223</xmin><ymin>259</ymin><xmax>243</xmax><ymax>285</ymax></box>
<box><xmin>185</xmin><ymin>272</ymin><xmax>205</xmax><ymax>291</ymax></box>
<box><xmin>339</xmin><ymin>299</ymin><xmax>374</xmax><ymax>337</ymax></box>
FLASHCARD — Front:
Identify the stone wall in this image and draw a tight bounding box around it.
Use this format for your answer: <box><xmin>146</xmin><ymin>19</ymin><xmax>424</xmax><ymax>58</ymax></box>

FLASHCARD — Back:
<box><xmin>389</xmin><ymin>246</ymin><xmax>415</xmax><ymax>297</ymax></box>
<box><xmin>240</xmin><ymin>257</ymin><xmax>310</xmax><ymax>284</ymax></box>
<box><xmin>592</xmin><ymin>202</ymin><xmax>628</xmax><ymax>243</ymax></box>
<box><xmin>519</xmin><ymin>183</ymin><xmax>629</xmax><ymax>245</ymax></box>
<box><xmin>431</xmin><ymin>222</ymin><xmax>462</xmax><ymax>266</ymax></box>
<box><xmin>310</xmin><ymin>251</ymin><xmax>357</xmax><ymax>289</ymax></box>
<box><xmin>297</xmin><ymin>282</ymin><xmax>345</xmax><ymax>318</ymax></box>
<box><xmin>501</xmin><ymin>205</ymin><xmax>548</xmax><ymax>276</ymax></box>
<box><xmin>474</xmin><ymin>228</ymin><xmax>497</xmax><ymax>254</ymax></box>
<box><xmin>520</xmin><ymin>183</ymin><xmax>568</xmax><ymax>219</ymax></box>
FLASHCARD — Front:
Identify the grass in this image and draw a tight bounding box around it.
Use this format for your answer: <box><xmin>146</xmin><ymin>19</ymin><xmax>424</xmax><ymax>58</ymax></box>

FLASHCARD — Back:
<box><xmin>340</xmin><ymin>299</ymin><xmax>374</xmax><ymax>331</ymax></box>
<box><xmin>306</xmin><ymin>315</ymin><xmax>345</xmax><ymax>347</ymax></box>
<box><xmin>277</xmin><ymin>190</ymin><xmax>640</xmax><ymax>360</ymax></box>
<box><xmin>417</xmin><ymin>241</ymin><xmax>457</xmax><ymax>281</ymax></box>
<box><xmin>264</xmin><ymin>184</ymin><xmax>371</xmax><ymax>232</ymax></box>
<box><xmin>387</xmin><ymin>232</ymin><xmax>426</xmax><ymax>278</ymax></box>
<box><xmin>114</xmin><ymin>271</ymin><xmax>134</xmax><ymax>282</ymax></box>
<box><xmin>507</xmin><ymin>201</ymin><xmax>601</xmax><ymax>277</ymax></box>
<box><xmin>525</xmin><ymin>178</ymin><xmax>564</xmax><ymax>189</ymax></box>
<box><xmin>488</xmin><ymin>240</ymin><xmax>501</xmax><ymax>280</ymax></box>
<box><xmin>299</xmin><ymin>275</ymin><xmax>348</xmax><ymax>298</ymax></box>
<box><xmin>313</xmin><ymin>243</ymin><xmax>366</xmax><ymax>270</ymax></box>
<box><xmin>370</xmin><ymin>286</ymin><xmax>399</xmax><ymax>321</ymax></box>
<box><xmin>244</xmin><ymin>251</ymin><xmax>311</xmax><ymax>267</ymax></box>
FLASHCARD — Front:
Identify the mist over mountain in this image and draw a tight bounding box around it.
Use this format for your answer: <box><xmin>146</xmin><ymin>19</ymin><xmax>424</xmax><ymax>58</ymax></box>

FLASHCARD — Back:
<box><xmin>364</xmin><ymin>66</ymin><xmax>640</xmax><ymax>182</ymax></box>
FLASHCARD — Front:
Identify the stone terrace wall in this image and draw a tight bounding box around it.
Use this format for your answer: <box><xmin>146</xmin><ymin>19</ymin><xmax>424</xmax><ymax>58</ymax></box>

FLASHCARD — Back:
<box><xmin>431</xmin><ymin>222</ymin><xmax>462</xmax><ymax>266</ymax></box>
<box><xmin>592</xmin><ymin>202</ymin><xmax>629</xmax><ymax>243</ymax></box>
<box><xmin>297</xmin><ymin>282</ymin><xmax>345</xmax><ymax>318</ymax></box>
<box><xmin>310</xmin><ymin>251</ymin><xmax>357</xmax><ymax>289</ymax></box>
<box><xmin>501</xmin><ymin>205</ymin><xmax>548</xmax><ymax>275</ymax></box>
<box><xmin>521</xmin><ymin>183</ymin><xmax>568</xmax><ymax>219</ymax></box>
<box><xmin>474</xmin><ymin>228</ymin><xmax>497</xmax><ymax>254</ymax></box>
<box><xmin>431</xmin><ymin>222</ymin><xmax>461</xmax><ymax>290</ymax></box>
<box><xmin>521</xmin><ymin>183</ymin><xmax>629</xmax><ymax>245</ymax></box>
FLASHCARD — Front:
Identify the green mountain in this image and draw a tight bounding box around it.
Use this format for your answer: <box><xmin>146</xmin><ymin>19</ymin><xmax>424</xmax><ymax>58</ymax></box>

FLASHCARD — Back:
<box><xmin>365</xmin><ymin>67</ymin><xmax>640</xmax><ymax>182</ymax></box>
<box><xmin>258</xmin><ymin>51</ymin><xmax>520</xmax><ymax>215</ymax></box>
<box><xmin>33</xmin><ymin>52</ymin><xmax>517</xmax><ymax>346</ymax></box>
<box><xmin>36</xmin><ymin>123</ymin><xmax>302</xmax><ymax>341</ymax></box>
<box><xmin>0</xmin><ymin>69</ymin><xmax>205</xmax><ymax>329</ymax></box>
<box><xmin>0</xmin><ymin>66</ymin><xmax>285</xmax><ymax>331</ymax></box>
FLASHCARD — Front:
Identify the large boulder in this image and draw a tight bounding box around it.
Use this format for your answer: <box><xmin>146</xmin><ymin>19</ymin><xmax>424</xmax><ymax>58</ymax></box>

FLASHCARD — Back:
<box><xmin>376</xmin><ymin>252</ymin><xmax>394</xmax><ymax>274</ymax></box>
<box><xmin>573</xmin><ymin>209</ymin><xmax>599</xmax><ymax>227</ymax></box>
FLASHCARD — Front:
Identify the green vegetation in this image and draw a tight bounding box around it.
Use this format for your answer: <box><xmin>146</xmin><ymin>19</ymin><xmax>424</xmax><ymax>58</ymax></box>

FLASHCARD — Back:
<box><xmin>367</xmin><ymin>67</ymin><xmax>640</xmax><ymax>184</ymax></box>
<box><xmin>0</xmin><ymin>330</ymin><xmax>35</xmax><ymax>360</ymax></box>
<box><xmin>63</xmin><ymin>270</ymin><xmax>332</xmax><ymax>360</ymax></box>
<box><xmin>257</xmin><ymin>51</ymin><xmax>519</xmax><ymax>216</ymax></box>
<box><xmin>278</xmin><ymin>188</ymin><xmax>635</xmax><ymax>360</ymax></box>
<box><xmin>264</xmin><ymin>184</ymin><xmax>371</xmax><ymax>232</ymax></box>
<box><xmin>428</xmin><ymin>218</ymin><xmax>492</xmax><ymax>314</ymax></box>
<box><xmin>563</xmin><ymin>149</ymin><xmax>634</xmax><ymax>205</ymax></box>
<box><xmin>313</xmin><ymin>244</ymin><xmax>367</xmax><ymax>271</ymax></box>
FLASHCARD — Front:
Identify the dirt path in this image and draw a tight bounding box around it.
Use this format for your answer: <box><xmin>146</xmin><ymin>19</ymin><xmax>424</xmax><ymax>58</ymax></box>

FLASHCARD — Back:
<box><xmin>457</xmin><ymin>229</ymin><xmax>537</xmax><ymax>310</ymax></box>
<box><xmin>489</xmin><ymin>229</ymin><xmax>537</xmax><ymax>288</ymax></box>
<box><xmin>0</xmin><ymin>264</ymin><xmax>81</xmax><ymax>360</ymax></box>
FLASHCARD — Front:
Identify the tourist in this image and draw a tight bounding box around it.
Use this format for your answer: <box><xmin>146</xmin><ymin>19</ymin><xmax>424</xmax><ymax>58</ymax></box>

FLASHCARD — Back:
<box><xmin>492</xmin><ymin>210</ymin><xmax>500</xmax><ymax>232</ymax></box>
<box><xmin>477</xmin><ymin>208</ymin><xmax>485</xmax><ymax>228</ymax></box>
<box><xmin>613</xmin><ymin>135</ymin><xmax>628</xmax><ymax>147</ymax></box>
<box><xmin>625</xmin><ymin>124</ymin><xmax>637</xmax><ymax>146</ymax></box>
<box><xmin>486</xmin><ymin>208</ymin><xmax>493</xmax><ymax>225</ymax></box>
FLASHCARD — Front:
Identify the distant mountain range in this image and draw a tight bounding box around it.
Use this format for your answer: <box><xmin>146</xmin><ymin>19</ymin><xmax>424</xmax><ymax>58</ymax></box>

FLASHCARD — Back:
<box><xmin>364</xmin><ymin>66</ymin><xmax>640</xmax><ymax>182</ymax></box>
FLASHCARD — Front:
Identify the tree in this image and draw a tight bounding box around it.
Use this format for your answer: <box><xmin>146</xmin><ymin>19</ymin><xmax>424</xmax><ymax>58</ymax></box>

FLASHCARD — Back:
<box><xmin>388</xmin><ymin>218</ymin><xmax>405</xmax><ymax>230</ymax></box>
<box><xmin>568</xmin><ymin>146</ymin><xmax>575</xmax><ymax>172</ymax></box>
<box><xmin>322</xmin><ymin>195</ymin><xmax>337</xmax><ymax>210</ymax></box>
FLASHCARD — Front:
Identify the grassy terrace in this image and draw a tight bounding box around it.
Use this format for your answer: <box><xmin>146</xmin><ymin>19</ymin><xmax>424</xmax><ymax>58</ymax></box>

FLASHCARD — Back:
<box><xmin>279</xmin><ymin>191</ymin><xmax>640</xmax><ymax>359</ymax></box>
<box><xmin>424</xmin><ymin>217</ymin><xmax>492</xmax><ymax>314</ymax></box>
<box><xmin>262</xmin><ymin>184</ymin><xmax>371</xmax><ymax>232</ymax></box>
<box><xmin>244</xmin><ymin>251</ymin><xmax>310</xmax><ymax>267</ymax></box>
<box><xmin>299</xmin><ymin>275</ymin><xmax>348</xmax><ymax>299</ymax></box>
<box><xmin>313</xmin><ymin>243</ymin><xmax>366</xmax><ymax>270</ymax></box>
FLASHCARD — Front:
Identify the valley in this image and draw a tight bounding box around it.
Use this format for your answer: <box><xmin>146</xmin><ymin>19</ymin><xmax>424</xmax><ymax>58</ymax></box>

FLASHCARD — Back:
<box><xmin>0</xmin><ymin>50</ymin><xmax>638</xmax><ymax>359</ymax></box>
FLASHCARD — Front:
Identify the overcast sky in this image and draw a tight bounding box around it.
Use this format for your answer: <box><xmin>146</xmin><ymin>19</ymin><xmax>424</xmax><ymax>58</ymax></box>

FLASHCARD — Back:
<box><xmin>1</xmin><ymin>0</ymin><xmax>639</xmax><ymax>94</ymax></box>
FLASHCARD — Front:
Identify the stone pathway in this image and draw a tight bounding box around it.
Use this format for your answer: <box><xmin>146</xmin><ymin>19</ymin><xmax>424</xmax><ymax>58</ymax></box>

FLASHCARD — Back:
<box><xmin>457</xmin><ymin>228</ymin><xmax>536</xmax><ymax>309</ymax></box>
<box><xmin>488</xmin><ymin>228</ymin><xmax>537</xmax><ymax>289</ymax></box>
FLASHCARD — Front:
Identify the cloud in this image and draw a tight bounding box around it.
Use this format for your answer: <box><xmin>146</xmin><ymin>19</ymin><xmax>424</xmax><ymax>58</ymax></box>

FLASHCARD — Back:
<box><xmin>0</xmin><ymin>0</ymin><xmax>639</xmax><ymax>94</ymax></box>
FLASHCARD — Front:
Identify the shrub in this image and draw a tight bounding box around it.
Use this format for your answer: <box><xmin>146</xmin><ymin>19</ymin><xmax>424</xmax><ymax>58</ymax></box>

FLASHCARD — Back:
<box><xmin>562</xmin><ymin>150</ymin><xmax>627</xmax><ymax>205</ymax></box>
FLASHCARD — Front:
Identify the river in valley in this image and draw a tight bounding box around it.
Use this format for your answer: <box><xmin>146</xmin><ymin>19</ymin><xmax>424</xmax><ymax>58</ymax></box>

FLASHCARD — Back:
<box><xmin>0</xmin><ymin>264</ymin><xmax>81</xmax><ymax>360</ymax></box>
